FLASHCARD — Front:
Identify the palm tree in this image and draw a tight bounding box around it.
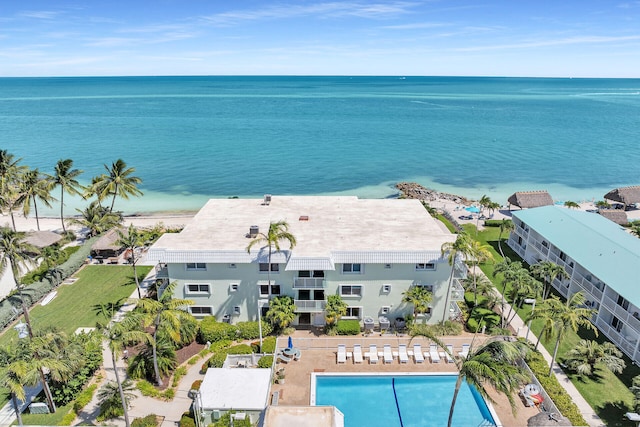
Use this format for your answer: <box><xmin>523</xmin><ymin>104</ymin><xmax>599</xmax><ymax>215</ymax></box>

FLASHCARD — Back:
<box><xmin>527</xmin><ymin>298</ymin><xmax>558</xmax><ymax>351</ymax></box>
<box><xmin>595</xmin><ymin>200</ymin><xmax>610</xmax><ymax>210</ymax></box>
<box><xmin>97</xmin><ymin>379</ymin><xmax>136</xmax><ymax>422</ymax></box>
<box><xmin>117</xmin><ymin>224</ymin><xmax>144</xmax><ymax>298</ymax></box>
<box><xmin>564</xmin><ymin>200</ymin><xmax>580</xmax><ymax>209</ymax></box>
<box><xmin>564</xmin><ymin>339</ymin><xmax>625</xmax><ymax>377</ymax></box>
<box><xmin>544</xmin><ymin>292</ymin><xmax>597</xmax><ymax>376</ymax></box>
<box><xmin>440</xmin><ymin>232</ymin><xmax>472</xmax><ymax>323</ymax></box>
<box><xmin>497</xmin><ymin>219</ymin><xmax>514</xmax><ymax>258</ymax></box>
<box><xmin>0</xmin><ymin>150</ymin><xmax>27</xmax><ymax>230</ymax></box>
<box><xmin>53</xmin><ymin>159</ymin><xmax>83</xmax><ymax>233</ymax></box>
<box><xmin>503</xmin><ymin>273</ymin><xmax>542</xmax><ymax>325</ymax></box>
<box><xmin>530</xmin><ymin>260</ymin><xmax>570</xmax><ymax>300</ymax></box>
<box><xmin>100</xmin><ymin>317</ymin><xmax>152</xmax><ymax>427</ymax></box>
<box><xmin>402</xmin><ymin>286</ymin><xmax>433</xmax><ymax>321</ymax></box>
<box><xmin>324</xmin><ymin>295</ymin><xmax>347</xmax><ymax>329</ymax></box>
<box><xmin>0</xmin><ymin>359</ymin><xmax>28</xmax><ymax>426</ymax></box>
<box><xmin>629</xmin><ymin>221</ymin><xmax>640</xmax><ymax>238</ymax></box>
<box><xmin>20</xmin><ymin>168</ymin><xmax>56</xmax><ymax>231</ymax></box>
<box><xmin>94</xmin><ymin>159</ymin><xmax>143</xmax><ymax>212</ymax></box>
<box><xmin>265</xmin><ymin>295</ymin><xmax>297</xmax><ymax>333</ymax></box>
<box><xmin>246</xmin><ymin>220</ymin><xmax>297</xmax><ymax>298</ymax></box>
<box><xmin>492</xmin><ymin>258</ymin><xmax>523</xmax><ymax>328</ymax></box>
<box><xmin>630</xmin><ymin>375</ymin><xmax>640</xmax><ymax>413</ymax></box>
<box><xmin>466</xmin><ymin>240</ymin><xmax>494</xmax><ymax>305</ymax></box>
<box><xmin>135</xmin><ymin>281</ymin><xmax>194</xmax><ymax>386</ymax></box>
<box><xmin>478</xmin><ymin>194</ymin><xmax>492</xmax><ymax>215</ymax></box>
<box><xmin>67</xmin><ymin>200</ymin><xmax>121</xmax><ymax>236</ymax></box>
<box><xmin>487</xmin><ymin>201</ymin><xmax>501</xmax><ymax>217</ymax></box>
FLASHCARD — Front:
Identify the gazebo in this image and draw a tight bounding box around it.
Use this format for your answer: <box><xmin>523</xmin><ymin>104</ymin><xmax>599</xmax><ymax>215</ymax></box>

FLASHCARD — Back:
<box><xmin>90</xmin><ymin>227</ymin><xmax>124</xmax><ymax>261</ymax></box>
<box><xmin>507</xmin><ymin>191</ymin><xmax>554</xmax><ymax>210</ymax></box>
<box><xmin>598</xmin><ymin>209</ymin><xmax>628</xmax><ymax>226</ymax></box>
<box><xmin>24</xmin><ymin>231</ymin><xmax>62</xmax><ymax>250</ymax></box>
<box><xmin>604</xmin><ymin>186</ymin><xmax>640</xmax><ymax>210</ymax></box>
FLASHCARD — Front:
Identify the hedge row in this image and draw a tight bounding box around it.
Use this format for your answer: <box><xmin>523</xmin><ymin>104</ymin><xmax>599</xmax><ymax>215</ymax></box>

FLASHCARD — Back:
<box><xmin>526</xmin><ymin>352</ymin><xmax>587</xmax><ymax>426</ymax></box>
<box><xmin>0</xmin><ymin>236</ymin><xmax>98</xmax><ymax>331</ymax></box>
<box><xmin>336</xmin><ymin>319</ymin><xmax>360</xmax><ymax>335</ymax></box>
<box><xmin>197</xmin><ymin>316</ymin><xmax>273</xmax><ymax>343</ymax></box>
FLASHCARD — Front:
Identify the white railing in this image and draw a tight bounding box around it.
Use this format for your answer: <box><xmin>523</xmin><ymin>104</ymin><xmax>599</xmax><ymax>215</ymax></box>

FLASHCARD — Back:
<box><xmin>294</xmin><ymin>300</ymin><xmax>326</xmax><ymax>312</ymax></box>
<box><xmin>451</xmin><ymin>279</ymin><xmax>465</xmax><ymax>301</ymax></box>
<box><xmin>293</xmin><ymin>278</ymin><xmax>326</xmax><ymax>289</ymax></box>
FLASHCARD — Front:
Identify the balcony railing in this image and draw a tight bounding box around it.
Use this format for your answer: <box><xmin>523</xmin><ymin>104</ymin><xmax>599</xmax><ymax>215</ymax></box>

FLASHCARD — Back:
<box><xmin>451</xmin><ymin>278</ymin><xmax>465</xmax><ymax>301</ymax></box>
<box><xmin>155</xmin><ymin>265</ymin><xmax>169</xmax><ymax>279</ymax></box>
<box><xmin>293</xmin><ymin>278</ymin><xmax>326</xmax><ymax>289</ymax></box>
<box><xmin>294</xmin><ymin>300</ymin><xmax>326</xmax><ymax>312</ymax></box>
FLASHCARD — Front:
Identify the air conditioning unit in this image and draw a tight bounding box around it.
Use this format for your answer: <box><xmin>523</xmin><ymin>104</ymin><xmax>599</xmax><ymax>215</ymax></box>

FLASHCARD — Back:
<box><xmin>263</xmin><ymin>194</ymin><xmax>272</xmax><ymax>205</ymax></box>
<box><xmin>382</xmin><ymin>284</ymin><xmax>391</xmax><ymax>293</ymax></box>
<box><xmin>249</xmin><ymin>225</ymin><xmax>259</xmax><ymax>238</ymax></box>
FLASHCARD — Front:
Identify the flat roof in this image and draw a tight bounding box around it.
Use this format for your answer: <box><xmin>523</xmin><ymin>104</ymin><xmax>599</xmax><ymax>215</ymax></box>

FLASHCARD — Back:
<box><xmin>200</xmin><ymin>368</ymin><xmax>271</xmax><ymax>411</ymax></box>
<box><xmin>150</xmin><ymin>196</ymin><xmax>454</xmax><ymax>262</ymax></box>
<box><xmin>263</xmin><ymin>406</ymin><xmax>343</xmax><ymax>427</ymax></box>
<box><xmin>513</xmin><ymin>206</ymin><xmax>640</xmax><ymax>307</ymax></box>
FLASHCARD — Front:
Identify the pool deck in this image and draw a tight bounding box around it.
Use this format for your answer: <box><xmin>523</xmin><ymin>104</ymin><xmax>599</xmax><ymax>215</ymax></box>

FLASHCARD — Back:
<box><xmin>272</xmin><ymin>331</ymin><xmax>540</xmax><ymax>427</ymax></box>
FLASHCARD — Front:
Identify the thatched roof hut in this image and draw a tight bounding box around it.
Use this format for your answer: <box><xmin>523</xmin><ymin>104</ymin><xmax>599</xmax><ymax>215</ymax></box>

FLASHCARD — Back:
<box><xmin>91</xmin><ymin>227</ymin><xmax>124</xmax><ymax>259</ymax></box>
<box><xmin>507</xmin><ymin>191</ymin><xmax>554</xmax><ymax>209</ymax></box>
<box><xmin>24</xmin><ymin>231</ymin><xmax>62</xmax><ymax>249</ymax></box>
<box><xmin>604</xmin><ymin>186</ymin><xmax>640</xmax><ymax>208</ymax></box>
<box><xmin>598</xmin><ymin>209</ymin><xmax>628</xmax><ymax>226</ymax></box>
<box><xmin>527</xmin><ymin>412</ymin><xmax>571</xmax><ymax>426</ymax></box>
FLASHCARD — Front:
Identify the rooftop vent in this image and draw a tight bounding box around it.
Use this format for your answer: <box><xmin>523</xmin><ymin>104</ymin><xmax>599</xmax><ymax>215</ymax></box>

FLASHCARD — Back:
<box><xmin>263</xmin><ymin>194</ymin><xmax>272</xmax><ymax>205</ymax></box>
<box><xmin>299</xmin><ymin>215</ymin><xmax>309</xmax><ymax>221</ymax></box>
<box><xmin>249</xmin><ymin>225</ymin><xmax>259</xmax><ymax>238</ymax></box>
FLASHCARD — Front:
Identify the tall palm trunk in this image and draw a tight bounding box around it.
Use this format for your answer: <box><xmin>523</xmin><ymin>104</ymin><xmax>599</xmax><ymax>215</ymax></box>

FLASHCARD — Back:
<box><xmin>497</xmin><ymin>229</ymin><xmax>505</xmax><ymax>258</ymax></box>
<box><xmin>12</xmin><ymin>392</ymin><xmax>23</xmax><ymax>426</ymax></box>
<box><xmin>39</xmin><ymin>368</ymin><xmax>56</xmax><ymax>413</ymax></box>
<box><xmin>111</xmin><ymin>349</ymin><xmax>131</xmax><ymax>427</ymax></box>
<box><xmin>10</xmin><ymin>210</ymin><xmax>16</xmax><ymax>231</ymax></box>
<box><xmin>442</xmin><ymin>266</ymin><xmax>455</xmax><ymax>323</ymax></box>
<box><xmin>60</xmin><ymin>190</ymin><xmax>66</xmax><ymax>232</ymax></box>
<box><xmin>549</xmin><ymin>333</ymin><xmax>562</xmax><ymax>376</ymax></box>
<box><xmin>447</xmin><ymin>374</ymin><xmax>464</xmax><ymax>427</ymax></box>
<box><xmin>110</xmin><ymin>183</ymin><xmax>119</xmax><ymax>212</ymax></box>
<box><xmin>33</xmin><ymin>199</ymin><xmax>41</xmax><ymax>231</ymax></box>
<box><xmin>132</xmin><ymin>257</ymin><xmax>141</xmax><ymax>299</ymax></box>
<box><xmin>152</xmin><ymin>317</ymin><xmax>163</xmax><ymax>386</ymax></box>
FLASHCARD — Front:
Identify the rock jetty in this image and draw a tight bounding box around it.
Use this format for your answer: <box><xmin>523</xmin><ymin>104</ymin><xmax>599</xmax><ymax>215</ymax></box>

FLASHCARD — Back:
<box><xmin>395</xmin><ymin>182</ymin><xmax>472</xmax><ymax>205</ymax></box>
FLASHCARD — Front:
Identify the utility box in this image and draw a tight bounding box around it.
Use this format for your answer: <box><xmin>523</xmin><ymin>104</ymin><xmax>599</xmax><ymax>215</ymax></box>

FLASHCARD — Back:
<box><xmin>29</xmin><ymin>402</ymin><xmax>49</xmax><ymax>414</ymax></box>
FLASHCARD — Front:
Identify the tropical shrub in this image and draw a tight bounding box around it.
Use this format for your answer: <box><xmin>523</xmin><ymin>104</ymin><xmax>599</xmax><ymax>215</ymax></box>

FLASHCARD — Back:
<box><xmin>213</xmin><ymin>411</ymin><xmax>252</xmax><ymax>427</ymax></box>
<box><xmin>466</xmin><ymin>307</ymin><xmax>500</xmax><ymax>333</ymax></box>
<box><xmin>261</xmin><ymin>336</ymin><xmax>277</xmax><ymax>354</ymax></box>
<box><xmin>97</xmin><ymin>379</ymin><xmax>136</xmax><ymax>421</ymax></box>
<box><xmin>179</xmin><ymin>413</ymin><xmax>196</xmax><ymax>427</ymax></box>
<box><xmin>132</xmin><ymin>414</ymin><xmax>159</xmax><ymax>427</ymax></box>
<box><xmin>172</xmin><ymin>366</ymin><xmax>188</xmax><ymax>387</ymax></box>
<box><xmin>336</xmin><ymin>319</ymin><xmax>360</xmax><ymax>335</ymax></box>
<box><xmin>190</xmin><ymin>380</ymin><xmax>202</xmax><ymax>390</ymax></box>
<box><xmin>128</xmin><ymin>339</ymin><xmax>177</xmax><ymax>381</ymax></box>
<box><xmin>235</xmin><ymin>320</ymin><xmax>273</xmax><ymax>340</ymax></box>
<box><xmin>198</xmin><ymin>317</ymin><xmax>236</xmax><ymax>343</ymax></box>
<box><xmin>59</xmin><ymin>411</ymin><xmax>77</xmax><ymax>425</ymax></box>
<box><xmin>206</xmin><ymin>344</ymin><xmax>253</xmax><ymax>368</ymax></box>
<box><xmin>258</xmin><ymin>355</ymin><xmax>274</xmax><ymax>368</ymax></box>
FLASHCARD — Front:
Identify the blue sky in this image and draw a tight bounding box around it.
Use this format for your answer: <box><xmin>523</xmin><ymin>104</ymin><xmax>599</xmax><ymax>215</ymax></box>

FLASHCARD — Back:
<box><xmin>1</xmin><ymin>1</ymin><xmax>639</xmax><ymax>77</ymax></box>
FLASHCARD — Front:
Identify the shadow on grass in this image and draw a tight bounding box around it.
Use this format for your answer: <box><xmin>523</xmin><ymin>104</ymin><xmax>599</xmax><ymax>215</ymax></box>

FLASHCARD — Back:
<box><xmin>597</xmin><ymin>400</ymin><xmax>635</xmax><ymax>427</ymax></box>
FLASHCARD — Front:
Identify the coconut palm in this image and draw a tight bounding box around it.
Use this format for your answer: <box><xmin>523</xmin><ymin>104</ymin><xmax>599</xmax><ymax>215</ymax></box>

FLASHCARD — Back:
<box><xmin>564</xmin><ymin>200</ymin><xmax>580</xmax><ymax>209</ymax></box>
<box><xmin>324</xmin><ymin>294</ymin><xmax>348</xmax><ymax>328</ymax></box>
<box><xmin>595</xmin><ymin>200</ymin><xmax>610</xmax><ymax>210</ymax></box>
<box><xmin>0</xmin><ymin>150</ymin><xmax>27</xmax><ymax>230</ymax></box>
<box><xmin>117</xmin><ymin>224</ymin><xmax>144</xmax><ymax>298</ymax></box>
<box><xmin>246</xmin><ymin>220</ymin><xmax>297</xmax><ymax>298</ymax></box>
<box><xmin>564</xmin><ymin>339</ymin><xmax>625</xmax><ymax>377</ymax></box>
<box><xmin>530</xmin><ymin>260</ymin><xmax>570</xmax><ymax>300</ymax></box>
<box><xmin>97</xmin><ymin>379</ymin><xmax>136</xmax><ymax>422</ymax></box>
<box><xmin>503</xmin><ymin>273</ymin><xmax>542</xmax><ymax>325</ymax></box>
<box><xmin>134</xmin><ymin>281</ymin><xmax>194</xmax><ymax>386</ymax></box>
<box><xmin>497</xmin><ymin>219</ymin><xmax>514</xmax><ymax>259</ymax></box>
<box><xmin>466</xmin><ymin>240</ymin><xmax>494</xmax><ymax>305</ymax></box>
<box><xmin>67</xmin><ymin>200</ymin><xmax>121</xmax><ymax>236</ymax></box>
<box><xmin>20</xmin><ymin>168</ymin><xmax>56</xmax><ymax>231</ymax></box>
<box><xmin>265</xmin><ymin>295</ymin><xmax>297</xmax><ymax>333</ymax></box>
<box><xmin>478</xmin><ymin>194</ymin><xmax>492</xmax><ymax>215</ymax></box>
<box><xmin>629</xmin><ymin>221</ymin><xmax>640</xmax><ymax>238</ymax></box>
<box><xmin>440</xmin><ymin>232</ymin><xmax>472</xmax><ymax>323</ymax></box>
<box><xmin>492</xmin><ymin>258</ymin><xmax>524</xmax><ymax>328</ymax></box>
<box><xmin>93</xmin><ymin>159</ymin><xmax>143</xmax><ymax>213</ymax></box>
<box><xmin>487</xmin><ymin>201</ymin><xmax>501</xmax><ymax>217</ymax></box>
<box><xmin>0</xmin><ymin>358</ymin><xmax>28</xmax><ymax>426</ymax></box>
<box><xmin>402</xmin><ymin>286</ymin><xmax>433</xmax><ymax>321</ymax></box>
<box><xmin>527</xmin><ymin>298</ymin><xmax>558</xmax><ymax>351</ymax></box>
<box><xmin>53</xmin><ymin>159</ymin><xmax>83</xmax><ymax>233</ymax></box>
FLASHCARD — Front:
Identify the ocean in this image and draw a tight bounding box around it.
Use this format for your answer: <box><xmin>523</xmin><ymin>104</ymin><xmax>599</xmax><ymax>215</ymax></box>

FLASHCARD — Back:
<box><xmin>1</xmin><ymin>75</ymin><xmax>639</xmax><ymax>215</ymax></box>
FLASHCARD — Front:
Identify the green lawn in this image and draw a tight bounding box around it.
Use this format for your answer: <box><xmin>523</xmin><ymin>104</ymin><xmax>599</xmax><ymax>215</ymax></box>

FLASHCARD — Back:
<box><xmin>464</xmin><ymin>222</ymin><xmax>639</xmax><ymax>426</ymax></box>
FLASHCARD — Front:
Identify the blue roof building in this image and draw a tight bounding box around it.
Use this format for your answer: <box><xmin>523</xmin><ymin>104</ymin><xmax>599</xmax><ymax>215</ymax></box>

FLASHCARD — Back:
<box><xmin>508</xmin><ymin>206</ymin><xmax>640</xmax><ymax>363</ymax></box>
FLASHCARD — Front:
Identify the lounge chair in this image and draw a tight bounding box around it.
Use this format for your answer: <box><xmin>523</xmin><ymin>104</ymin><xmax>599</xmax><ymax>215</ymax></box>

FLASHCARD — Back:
<box><xmin>398</xmin><ymin>344</ymin><xmax>409</xmax><ymax>363</ymax></box>
<box><xmin>444</xmin><ymin>345</ymin><xmax>455</xmax><ymax>363</ymax></box>
<box><xmin>458</xmin><ymin>344</ymin><xmax>470</xmax><ymax>359</ymax></box>
<box><xmin>276</xmin><ymin>352</ymin><xmax>291</xmax><ymax>363</ymax></box>
<box><xmin>353</xmin><ymin>344</ymin><xmax>363</xmax><ymax>363</ymax></box>
<box><xmin>337</xmin><ymin>344</ymin><xmax>347</xmax><ymax>363</ymax></box>
<box><xmin>383</xmin><ymin>345</ymin><xmax>393</xmax><ymax>364</ymax></box>
<box><xmin>413</xmin><ymin>344</ymin><xmax>425</xmax><ymax>363</ymax></box>
<box><xmin>366</xmin><ymin>345</ymin><xmax>379</xmax><ymax>364</ymax></box>
<box><xmin>429</xmin><ymin>344</ymin><xmax>441</xmax><ymax>363</ymax></box>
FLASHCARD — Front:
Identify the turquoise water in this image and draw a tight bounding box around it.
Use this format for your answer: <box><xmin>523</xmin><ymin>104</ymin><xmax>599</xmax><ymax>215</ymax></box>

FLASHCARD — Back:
<box><xmin>315</xmin><ymin>374</ymin><xmax>495</xmax><ymax>427</ymax></box>
<box><xmin>1</xmin><ymin>76</ymin><xmax>639</xmax><ymax>214</ymax></box>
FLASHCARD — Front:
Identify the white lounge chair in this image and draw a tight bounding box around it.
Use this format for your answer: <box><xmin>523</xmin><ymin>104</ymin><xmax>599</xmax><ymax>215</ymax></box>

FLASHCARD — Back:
<box><xmin>337</xmin><ymin>344</ymin><xmax>347</xmax><ymax>363</ymax></box>
<box><xmin>458</xmin><ymin>344</ymin><xmax>470</xmax><ymax>359</ymax></box>
<box><xmin>366</xmin><ymin>345</ymin><xmax>379</xmax><ymax>364</ymax></box>
<box><xmin>353</xmin><ymin>344</ymin><xmax>363</xmax><ymax>363</ymax></box>
<box><xmin>429</xmin><ymin>344</ymin><xmax>441</xmax><ymax>363</ymax></box>
<box><xmin>413</xmin><ymin>344</ymin><xmax>425</xmax><ymax>363</ymax></box>
<box><xmin>444</xmin><ymin>345</ymin><xmax>455</xmax><ymax>363</ymax></box>
<box><xmin>383</xmin><ymin>344</ymin><xmax>393</xmax><ymax>364</ymax></box>
<box><xmin>398</xmin><ymin>344</ymin><xmax>409</xmax><ymax>363</ymax></box>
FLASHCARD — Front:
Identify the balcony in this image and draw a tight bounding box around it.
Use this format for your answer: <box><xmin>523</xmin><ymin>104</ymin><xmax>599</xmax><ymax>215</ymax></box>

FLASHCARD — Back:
<box><xmin>451</xmin><ymin>278</ymin><xmax>465</xmax><ymax>301</ymax></box>
<box><xmin>155</xmin><ymin>264</ymin><xmax>169</xmax><ymax>279</ymax></box>
<box><xmin>294</xmin><ymin>300</ymin><xmax>326</xmax><ymax>312</ymax></box>
<box><xmin>293</xmin><ymin>278</ymin><xmax>326</xmax><ymax>289</ymax></box>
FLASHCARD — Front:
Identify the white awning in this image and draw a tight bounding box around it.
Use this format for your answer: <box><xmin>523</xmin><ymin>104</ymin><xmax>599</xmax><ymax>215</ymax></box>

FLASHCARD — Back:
<box><xmin>331</xmin><ymin>251</ymin><xmax>444</xmax><ymax>264</ymax></box>
<box><xmin>285</xmin><ymin>257</ymin><xmax>335</xmax><ymax>271</ymax></box>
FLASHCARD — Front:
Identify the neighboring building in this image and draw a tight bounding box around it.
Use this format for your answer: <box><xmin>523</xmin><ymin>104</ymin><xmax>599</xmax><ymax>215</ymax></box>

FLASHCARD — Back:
<box><xmin>91</xmin><ymin>227</ymin><xmax>124</xmax><ymax>260</ymax></box>
<box><xmin>598</xmin><ymin>209</ymin><xmax>628</xmax><ymax>226</ymax></box>
<box><xmin>507</xmin><ymin>206</ymin><xmax>640</xmax><ymax>364</ymax></box>
<box><xmin>604</xmin><ymin>185</ymin><xmax>640</xmax><ymax>210</ymax></box>
<box><xmin>147</xmin><ymin>196</ymin><xmax>463</xmax><ymax>328</ymax></box>
<box><xmin>507</xmin><ymin>190</ymin><xmax>554</xmax><ymax>210</ymax></box>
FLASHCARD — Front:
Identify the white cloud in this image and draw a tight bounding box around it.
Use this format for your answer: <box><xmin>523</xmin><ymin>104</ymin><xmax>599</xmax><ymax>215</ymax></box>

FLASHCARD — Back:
<box><xmin>18</xmin><ymin>10</ymin><xmax>61</xmax><ymax>20</ymax></box>
<box><xmin>456</xmin><ymin>34</ymin><xmax>640</xmax><ymax>52</ymax></box>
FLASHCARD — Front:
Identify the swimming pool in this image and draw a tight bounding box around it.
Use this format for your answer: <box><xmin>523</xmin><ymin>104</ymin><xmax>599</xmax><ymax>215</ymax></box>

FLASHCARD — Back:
<box><xmin>312</xmin><ymin>373</ymin><xmax>499</xmax><ymax>427</ymax></box>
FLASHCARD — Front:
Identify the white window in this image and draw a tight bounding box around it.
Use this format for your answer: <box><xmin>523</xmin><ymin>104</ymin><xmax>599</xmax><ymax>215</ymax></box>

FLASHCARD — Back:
<box><xmin>259</xmin><ymin>263</ymin><xmax>279</xmax><ymax>272</ymax></box>
<box><xmin>185</xmin><ymin>283</ymin><xmax>210</xmax><ymax>294</ymax></box>
<box><xmin>230</xmin><ymin>283</ymin><xmax>239</xmax><ymax>292</ymax></box>
<box><xmin>340</xmin><ymin>285</ymin><xmax>362</xmax><ymax>297</ymax></box>
<box><xmin>381</xmin><ymin>306</ymin><xmax>390</xmax><ymax>315</ymax></box>
<box><xmin>186</xmin><ymin>262</ymin><xmax>206</xmax><ymax>271</ymax></box>
<box><xmin>233</xmin><ymin>306</ymin><xmax>241</xmax><ymax>315</ymax></box>
<box><xmin>415</xmin><ymin>263</ymin><xmax>435</xmax><ymax>271</ymax></box>
<box><xmin>417</xmin><ymin>284</ymin><xmax>433</xmax><ymax>292</ymax></box>
<box><xmin>382</xmin><ymin>284</ymin><xmax>391</xmax><ymax>293</ymax></box>
<box><xmin>258</xmin><ymin>284</ymin><xmax>281</xmax><ymax>297</ymax></box>
<box><xmin>344</xmin><ymin>306</ymin><xmax>362</xmax><ymax>319</ymax></box>
<box><xmin>342</xmin><ymin>263</ymin><xmax>362</xmax><ymax>273</ymax></box>
<box><xmin>190</xmin><ymin>306</ymin><xmax>213</xmax><ymax>316</ymax></box>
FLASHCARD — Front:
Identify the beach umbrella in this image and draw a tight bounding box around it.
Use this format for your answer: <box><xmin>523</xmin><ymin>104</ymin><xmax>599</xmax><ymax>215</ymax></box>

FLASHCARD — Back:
<box><xmin>287</xmin><ymin>336</ymin><xmax>293</xmax><ymax>349</ymax></box>
<box><xmin>465</xmin><ymin>206</ymin><xmax>480</xmax><ymax>213</ymax></box>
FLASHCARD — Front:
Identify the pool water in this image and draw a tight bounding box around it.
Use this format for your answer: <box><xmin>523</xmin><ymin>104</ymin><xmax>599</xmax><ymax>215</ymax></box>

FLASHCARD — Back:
<box><xmin>314</xmin><ymin>374</ymin><xmax>497</xmax><ymax>427</ymax></box>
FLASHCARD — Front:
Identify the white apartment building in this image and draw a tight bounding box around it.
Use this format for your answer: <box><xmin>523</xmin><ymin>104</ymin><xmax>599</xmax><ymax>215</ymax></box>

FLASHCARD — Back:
<box><xmin>508</xmin><ymin>205</ymin><xmax>640</xmax><ymax>364</ymax></box>
<box><xmin>147</xmin><ymin>196</ymin><xmax>464</xmax><ymax>328</ymax></box>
